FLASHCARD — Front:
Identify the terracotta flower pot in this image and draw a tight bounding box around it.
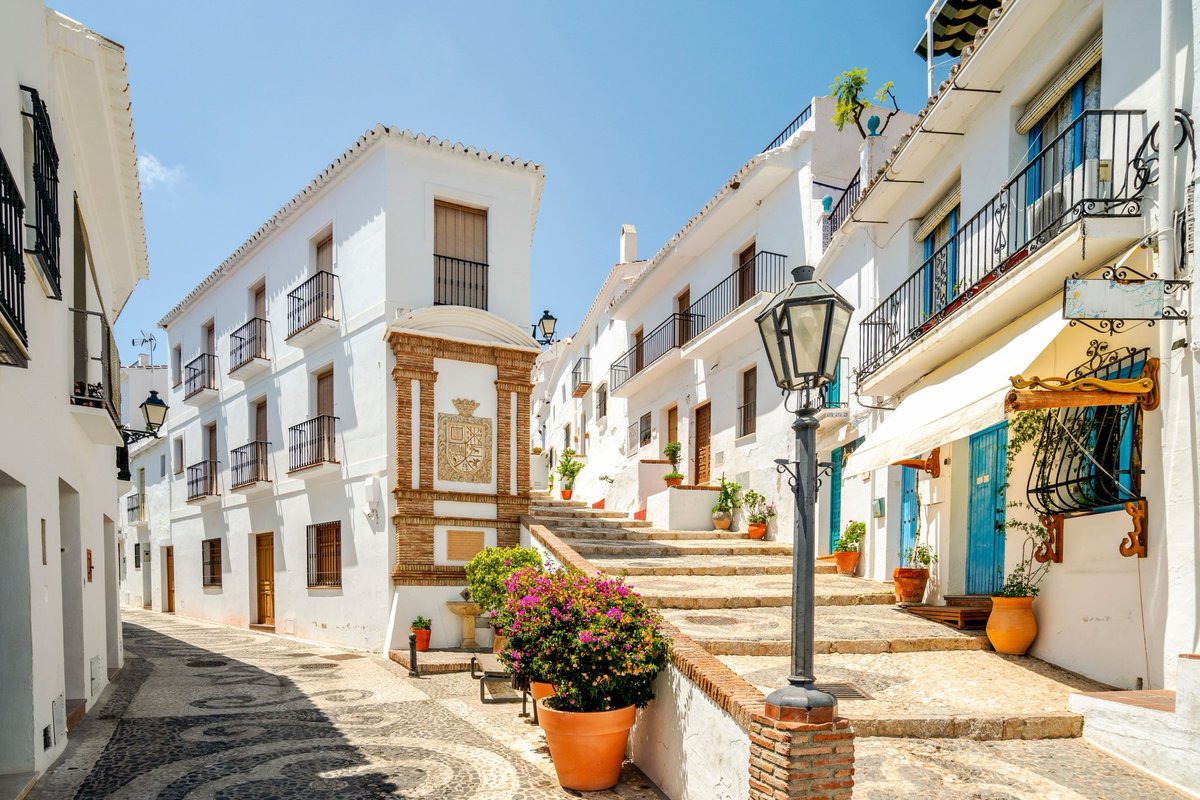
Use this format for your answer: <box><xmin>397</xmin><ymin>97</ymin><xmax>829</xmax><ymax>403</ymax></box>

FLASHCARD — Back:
<box><xmin>712</xmin><ymin>510</ymin><xmax>732</xmax><ymax>530</ymax></box>
<box><xmin>412</xmin><ymin>628</ymin><xmax>431</xmax><ymax>652</ymax></box>
<box><xmin>492</xmin><ymin>630</ymin><xmax>509</xmax><ymax>655</ymax></box>
<box><xmin>530</xmin><ymin>681</ymin><xmax>555</xmax><ymax>703</ymax></box>
<box><xmin>892</xmin><ymin>567</ymin><xmax>929</xmax><ymax>604</ymax></box>
<box><xmin>665</xmin><ymin>477</ymin><xmax>684</xmax><ymax>488</ymax></box>
<box><xmin>986</xmin><ymin>596</ymin><xmax>1038</xmax><ymax>655</ymax></box>
<box><xmin>561</xmin><ymin>488</ymin><xmax>573</xmax><ymax>500</ymax></box>
<box><xmin>538</xmin><ymin>700</ymin><xmax>635</xmax><ymax>791</ymax></box>
<box><xmin>834</xmin><ymin>550</ymin><xmax>860</xmax><ymax>576</ymax></box>
<box><xmin>747</xmin><ymin>521</ymin><xmax>767</xmax><ymax>540</ymax></box>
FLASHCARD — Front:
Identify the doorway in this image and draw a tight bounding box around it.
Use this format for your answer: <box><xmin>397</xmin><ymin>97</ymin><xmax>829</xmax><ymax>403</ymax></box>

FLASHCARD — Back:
<box><xmin>164</xmin><ymin>546</ymin><xmax>175</xmax><ymax>613</ymax></box>
<box><xmin>694</xmin><ymin>404</ymin><xmax>711</xmax><ymax>485</ymax></box>
<box><xmin>141</xmin><ymin>541</ymin><xmax>152</xmax><ymax>608</ymax></box>
<box><xmin>255</xmin><ymin>533</ymin><xmax>275</xmax><ymax>625</ymax></box>
<box><xmin>58</xmin><ymin>480</ymin><xmax>85</xmax><ymax>706</ymax></box>
<box><xmin>966</xmin><ymin>423</ymin><xmax>1008</xmax><ymax>595</ymax></box>
<box><xmin>0</xmin><ymin>471</ymin><xmax>34</xmax><ymax>774</ymax></box>
<box><xmin>828</xmin><ymin>447</ymin><xmax>843</xmax><ymax>550</ymax></box>
<box><xmin>900</xmin><ymin>466</ymin><xmax>919</xmax><ymax>560</ymax></box>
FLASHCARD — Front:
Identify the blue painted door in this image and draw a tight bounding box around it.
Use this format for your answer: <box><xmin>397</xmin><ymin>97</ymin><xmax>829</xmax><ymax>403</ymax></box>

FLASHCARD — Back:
<box><xmin>828</xmin><ymin>447</ymin><xmax>843</xmax><ymax>550</ymax></box>
<box><xmin>966</xmin><ymin>423</ymin><xmax>1008</xmax><ymax>595</ymax></box>
<box><xmin>900</xmin><ymin>466</ymin><xmax>918</xmax><ymax>560</ymax></box>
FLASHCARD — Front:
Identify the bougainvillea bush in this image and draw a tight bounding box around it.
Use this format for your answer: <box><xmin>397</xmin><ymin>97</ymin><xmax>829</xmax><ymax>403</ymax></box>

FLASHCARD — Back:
<box><xmin>499</xmin><ymin>567</ymin><xmax>671</xmax><ymax>712</ymax></box>
<box><xmin>464</xmin><ymin>546</ymin><xmax>543</xmax><ymax>626</ymax></box>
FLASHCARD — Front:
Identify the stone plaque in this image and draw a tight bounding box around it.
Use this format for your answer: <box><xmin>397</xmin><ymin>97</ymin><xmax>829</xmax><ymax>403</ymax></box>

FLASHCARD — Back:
<box><xmin>437</xmin><ymin>398</ymin><xmax>492</xmax><ymax>483</ymax></box>
<box><xmin>446</xmin><ymin>530</ymin><xmax>486</xmax><ymax>562</ymax></box>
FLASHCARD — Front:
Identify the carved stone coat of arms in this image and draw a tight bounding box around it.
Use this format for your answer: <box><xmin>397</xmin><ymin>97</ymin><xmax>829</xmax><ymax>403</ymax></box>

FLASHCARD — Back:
<box><xmin>437</xmin><ymin>398</ymin><xmax>492</xmax><ymax>483</ymax></box>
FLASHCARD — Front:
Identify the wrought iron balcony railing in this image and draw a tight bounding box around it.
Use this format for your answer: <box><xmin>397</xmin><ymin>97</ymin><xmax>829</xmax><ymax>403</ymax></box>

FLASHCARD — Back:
<box><xmin>184</xmin><ymin>353</ymin><xmax>218</xmax><ymax>398</ymax></box>
<box><xmin>823</xmin><ymin>170</ymin><xmax>861</xmax><ymax>250</ymax></box>
<box><xmin>433</xmin><ymin>255</ymin><xmax>488</xmax><ymax>310</ymax></box>
<box><xmin>571</xmin><ymin>357</ymin><xmax>591</xmax><ymax>397</ymax></box>
<box><xmin>738</xmin><ymin>400</ymin><xmax>757</xmax><ymax>437</ymax></box>
<box><xmin>186</xmin><ymin>460</ymin><xmax>219</xmax><ymax>501</ymax></box>
<box><xmin>0</xmin><ymin>147</ymin><xmax>25</xmax><ymax>360</ymax></box>
<box><xmin>287</xmin><ymin>270</ymin><xmax>337</xmax><ymax>338</ymax></box>
<box><xmin>231</xmin><ymin>441</ymin><xmax>270</xmax><ymax>488</ymax></box>
<box><xmin>20</xmin><ymin>86</ymin><xmax>60</xmax><ymax>298</ymax></box>
<box><xmin>859</xmin><ymin>109</ymin><xmax>1148</xmax><ymax>380</ymax></box>
<box><xmin>126</xmin><ymin>493</ymin><xmax>144</xmax><ymax>524</ymax></box>
<box><xmin>229</xmin><ymin>317</ymin><xmax>268</xmax><ymax>372</ymax></box>
<box><xmin>762</xmin><ymin>104</ymin><xmax>813</xmax><ymax>152</ymax></box>
<box><xmin>610</xmin><ymin>313</ymin><xmax>697</xmax><ymax>391</ymax></box>
<box><xmin>685</xmin><ymin>251</ymin><xmax>789</xmax><ymax>342</ymax></box>
<box><xmin>288</xmin><ymin>415</ymin><xmax>338</xmax><ymax>472</ymax></box>
<box><xmin>69</xmin><ymin>308</ymin><xmax>120</xmax><ymax>424</ymax></box>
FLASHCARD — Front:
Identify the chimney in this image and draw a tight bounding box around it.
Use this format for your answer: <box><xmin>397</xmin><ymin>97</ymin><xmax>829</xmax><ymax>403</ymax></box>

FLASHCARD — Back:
<box><xmin>138</xmin><ymin>353</ymin><xmax>150</xmax><ymax>367</ymax></box>
<box><xmin>619</xmin><ymin>224</ymin><xmax>637</xmax><ymax>263</ymax></box>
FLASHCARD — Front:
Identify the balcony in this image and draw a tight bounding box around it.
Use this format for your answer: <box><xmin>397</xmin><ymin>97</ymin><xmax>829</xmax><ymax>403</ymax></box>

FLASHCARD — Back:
<box><xmin>183</xmin><ymin>353</ymin><xmax>218</xmax><ymax>404</ymax></box>
<box><xmin>20</xmin><ymin>86</ymin><xmax>60</xmax><ymax>299</ymax></box>
<box><xmin>186</xmin><ymin>460</ymin><xmax>220</xmax><ymax>504</ymax></box>
<box><xmin>228</xmin><ymin>317</ymin><xmax>270</xmax><ymax>381</ymax></box>
<box><xmin>126</xmin><ymin>493</ymin><xmax>146</xmax><ymax>526</ymax></box>
<box><xmin>433</xmin><ymin>255</ymin><xmax>488</xmax><ymax>310</ymax></box>
<box><xmin>823</xmin><ymin>171</ymin><xmax>861</xmax><ymax>250</ymax></box>
<box><xmin>571</xmin><ymin>357</ymin><xmax>591</xmax><ymax>397</ymax></box>
<box><xmin>68</xmin><ymin>308</ymin><xmax>122</xmax><ymax>445</ymax></box>
<box><xmin>230</xmin><ymin>441</ymin><xmax>271</xmax><ymax>492</ymax></box>
<box><xmin>762</xmin><ymin>104</ymin><xmax>813</xmax><ymax>152</ymax></box>
<box><xmin>679</xmin><ymin>251</ymin><xmax>789</xmax><ymax>361</ymax></box>
<box><xmin>286</xmin><ymin>270</ymin><xmax>338</xmax><ymax>345</ymax></box>
<box><xmin>858</xmin><ymin>110</ymin><xmax>1148</xmax><ymax>393</ymax></box>
<box><xmin>817</xmin><ymin>357</ymin><xmax>851</xmax><ymax>427</ymax></box>
<box><xmin>0</xmin><ymin>147</ymin><xmax>26</xmax><ymax>367</ymax></box>
<box><xmin>288</xmin><ymin>415</ymin><xmax>339</xmax><ymax>477</ymax></box>
<box><xmin>609</xmin><ymin>313</ymin><xmax>693</xmax><ymax>396</ymax></box>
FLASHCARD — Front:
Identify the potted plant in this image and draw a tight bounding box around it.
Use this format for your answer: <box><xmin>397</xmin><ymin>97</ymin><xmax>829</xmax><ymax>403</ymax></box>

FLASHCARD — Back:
<box><xmin>663</xmin><ymin>441</ymin><xmax>684</xmax><ymax>487</ymax></box>
<box><xmin>895</xmin><ymin>544</ymin><xmax>936</xmax><ymax>604</ymax></box>
<box><xmin>464</xmin><ymin>546</ymin><xmax>544</xmax><ymax>653</ymax></box>
<box><xmin>833</xmin><ymin>520</ymin><xmax>865</xmax><ymax>575</ymax></box>
<box><xmin>411</xmin><ymin>615</ymin><xmax>431</xmax><ymax>651</ymax></box>
<box><xmin>499</xmin><ymin>568</ymin><xmax>670</xmax><ymax>791</ymax></box>
<box><xmin>743</xmin><ymin>490</ymin><xmax>775</xmax><ymax>539</ymax></box>
<box><xmin>556</xmin><ymin>448</ymin><xmax>583</xmax><ymax>500</ymax></box>
<box><xmin>711</xmin><ymin>476</ymin><xmax>741</xmax><ymax>530</ymax></box>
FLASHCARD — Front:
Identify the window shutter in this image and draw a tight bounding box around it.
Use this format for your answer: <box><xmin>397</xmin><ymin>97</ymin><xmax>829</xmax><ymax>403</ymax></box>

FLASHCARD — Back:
<box><xmin>1016</xmin><ymin>33</ymin><xmax>1102</xmax><ymax>135</ymax></box>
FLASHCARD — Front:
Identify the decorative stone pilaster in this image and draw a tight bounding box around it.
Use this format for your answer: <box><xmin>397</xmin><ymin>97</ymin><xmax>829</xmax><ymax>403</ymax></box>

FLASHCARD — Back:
<box><xmin>748</xmin><ymin>707</ymin><xmax>855</xmax><ymax>800</ymax></box>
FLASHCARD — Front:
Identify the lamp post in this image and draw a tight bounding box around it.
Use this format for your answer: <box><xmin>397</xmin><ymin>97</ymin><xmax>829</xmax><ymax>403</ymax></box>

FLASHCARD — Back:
<box><xmin>533</xmin><ymin>309</ymin><xmax>558</xmax><ymax>346</ymax></box>
<box><xmin>755</xmin><ymin>265</ymin><xmax>853</xmax><ymax>720</ymax></box>
<box><xmin>117</xmin><ymin>390</ymin><xmax>170</xmax><ymax>482</ymax></box>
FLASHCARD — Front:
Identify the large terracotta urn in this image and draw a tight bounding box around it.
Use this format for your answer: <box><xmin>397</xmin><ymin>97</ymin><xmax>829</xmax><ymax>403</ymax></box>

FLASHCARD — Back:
<box><xmin>834</xmin><ymin>551</ymin><xmax>860</xmax><ymax>576</ymax></box>
<box><xmin>892</xmin><ymin>567</ymin><xmax>929</xmax><ymax>604</ymax></box>
<box><xmin>986</xmin><ymin>596</ymin><xmax>1038</xmax><ymax>655</ymax></box>
<box><xmin>537</xmin><ymin>700</ymin><xmax>635</xmax><ymax>791</ymax></box>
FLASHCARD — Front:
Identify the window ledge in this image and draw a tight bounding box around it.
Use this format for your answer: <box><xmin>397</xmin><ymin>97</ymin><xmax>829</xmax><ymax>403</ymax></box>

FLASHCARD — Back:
<box><xmin>736</xmin><ymin>433</ymin><xmax>758</xmax><ymax>447</ymax></box>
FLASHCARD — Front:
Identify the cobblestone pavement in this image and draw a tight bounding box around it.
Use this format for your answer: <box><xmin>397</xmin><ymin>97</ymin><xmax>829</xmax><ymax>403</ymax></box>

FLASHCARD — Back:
<box><xmin>856</xmin><ymin>738</ymin><xmax>1188</xmax><ymax>799</ymax></box>
<box><xmin>28</xmin><ymin>610</ymin><xmax>664</xmax><ymax>800</ymax></box>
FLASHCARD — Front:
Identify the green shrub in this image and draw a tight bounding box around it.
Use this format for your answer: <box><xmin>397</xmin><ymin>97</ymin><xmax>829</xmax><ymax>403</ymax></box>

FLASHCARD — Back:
<box><xmin>464</xmin><ymin>546</ymin><xmax>544</xmax><ymax>623</ymax></box>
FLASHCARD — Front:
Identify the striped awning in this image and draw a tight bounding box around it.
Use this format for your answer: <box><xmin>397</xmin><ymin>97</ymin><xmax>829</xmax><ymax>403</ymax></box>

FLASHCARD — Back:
<box><xmin>914</xmin><ymin>0</ymin><xmax>1003</xmax><ymax>60</ymax></box>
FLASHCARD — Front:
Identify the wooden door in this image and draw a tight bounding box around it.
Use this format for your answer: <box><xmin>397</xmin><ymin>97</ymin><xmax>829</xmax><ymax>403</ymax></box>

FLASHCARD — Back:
<box><xmin>164</xmin><ymin>547</ymin><xmax>175</xmax><ymax>613</ymax></box>
<box><xmin>633</xmin><ymin>329</ymin><xmax>644</xmax><ymax>373</ymax></box>
<box><xmin>666</xmin><ymin>406</ymin><xmax>678</xmax><ymax>448</ymax></box>
<box><xmin>316</xmin><ymin>234</ymin><xmax>333</xmax><ymax>272</ymax></box>
<box><xmin>694</xmin><ymin>404</ymin><xmax>711</xmax><ymax>485</ymax></box>
<box><xmin>205</xmin><ymin>322</ymin><xmax>215</xmax><ymax>355</ymax></box>
<box><xmin>255</xmin><ymin>400</ymin><xmax>268</xmax><ymax>442</ymax></box>
<box><xmin>254</xmin><ymin>284</ymin><xmax>267</xmax><ymax>319</ymax></box>
<box><xmin>966</xmin><ymin>423</ymin><xmax>1008</xmax><ymax>595</ymax></box>
<box><xmin>738</xmin><ymin>242</ymin><xmax>757</xmax><ymax>304</ymax></box>
<box><xmin>255</xmin><ymin>533</ymin><xmax>275</xmax><ymax>625</ymax></box>
<box><xmin>434</xmin><ymin>201</ymin><xmax>488</xmax><ymax>262</ymax></box>
<box><xmin>675</xmin><ymin>289</ymin><xmax>691</xmax><ymax>345</ymax></box>
<box><xmin>206</xmin><ymin>424</ymin><xmax>217</xmax><ymax>461</ymax></box>
<box><xmin>317</xmin><ymin>371</ymin><xmax>334</xmax><ymax>417</ymax></box>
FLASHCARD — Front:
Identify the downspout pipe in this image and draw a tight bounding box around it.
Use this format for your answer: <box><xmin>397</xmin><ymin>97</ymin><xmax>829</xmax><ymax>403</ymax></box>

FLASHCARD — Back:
<box><xmin>1157</xmin><ymin>0</ymin><xmax>1177</xmax><ymax>280</ymax></box>
<box><xmin>926</xmin><ymin>0</ymin><xmax>939</xmax><ymax>98</ymax></box>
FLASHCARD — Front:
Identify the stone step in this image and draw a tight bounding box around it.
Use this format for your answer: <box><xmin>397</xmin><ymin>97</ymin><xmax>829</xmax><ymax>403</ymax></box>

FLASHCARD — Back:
<box><xmin>626</xmin><ymin>573</ymin><xmax>895</xmax><ymax>610</ymax></box>
<box><xmin>590</xmin><ymin>554</ymin><xmax>795</xmax><ymax>576</ymax></box>
<box><xmin>569</xmin><ymin>538</ymin><xmax>794</xmax><ymax>558</ymax></box>
<box><xmin>660</xmin><ymin>605</ymin><xmax>991</xmax><ymax>657</ymax></box>
<box><xmin>531</xmin><ymin>516</ymin><xmax>653</xmax><ymax>529</ymax></box>
<box><xmin>527</xmin><ymin>507</ymin><xmax>633</xmax><ymax>520</ymax></box>
<box><xmin>718</xmin><ymin>650</ymin><xmax>1105</xmax><ymax>740</ymax></box>
<box><xmin>550</xmin><ymin>527</ymin><xmax>750</xmax><ymax>542</ymax></box>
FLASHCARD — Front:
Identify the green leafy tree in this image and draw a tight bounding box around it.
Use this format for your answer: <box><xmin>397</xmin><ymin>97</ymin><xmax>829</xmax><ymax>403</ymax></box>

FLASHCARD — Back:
<box><xmin>831</xmin><ymin>68</ymin><xmax>901</xmax><ymax>139</ymax></box>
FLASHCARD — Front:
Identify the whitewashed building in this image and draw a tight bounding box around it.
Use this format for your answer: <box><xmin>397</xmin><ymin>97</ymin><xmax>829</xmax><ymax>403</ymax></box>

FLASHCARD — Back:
<box><xmin>154</xmin><ymin>126</ymin><xmax>544</xmax><ymax>654</ymax></box>
<box><xmin>535</xmin><ymin>97</ymin><xmax>909</xmax><ymax>539</ymax></box>
<box><xmin>0</xmin><ymin>1</ymin><xmax>148</xmax><ymax>786</ymax></box>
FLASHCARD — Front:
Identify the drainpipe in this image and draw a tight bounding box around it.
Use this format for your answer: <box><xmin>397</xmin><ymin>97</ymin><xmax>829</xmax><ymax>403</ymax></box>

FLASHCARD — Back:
<box><xmin>926</xmin><ymin>0</ymin><xmax>939</xmax><ymax>98</ymax></box>
<box><xmin>1157</xmin><ymin>0</ymin><xmax>1176</xmax><ymax>281</ymax></box>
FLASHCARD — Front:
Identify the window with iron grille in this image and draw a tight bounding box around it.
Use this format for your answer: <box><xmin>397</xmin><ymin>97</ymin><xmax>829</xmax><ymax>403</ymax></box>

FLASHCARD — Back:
<box><xmin>307</xmin><ymin>522</ymin><xmax>341</xmax><ymax>587</ymax></box>
<box><xmin>639</xmin><ymin>413</ymin><xmax>652</xmax><ymax>447</ymax></box>
<box><xmin>202</xmin><ymin>539</ymin><xmax>222</xmax><ymax>586</ymax></box>
<box><xmin>739</xmin><ymin>367</ymin><xmax>757</xmax><ymax>437</ymax></box>
<box><xmin>20</xmin><ymin>86</ymin><xmax>60</xmax><ymax>297</ymax></box>
<box><xmin>134</xmin><ymin>543</ymin><xmax>141</xmax><ymax>570</ymax></box>
<box><xmin>596</xmin><ymin>384</ymin><xmax>607</xmax><ymax>420</ymax></box>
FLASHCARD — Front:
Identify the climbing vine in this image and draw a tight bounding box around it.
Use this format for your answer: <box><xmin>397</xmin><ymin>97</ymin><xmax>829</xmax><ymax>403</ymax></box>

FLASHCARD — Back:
<box><xmin>997</xmin><ymin>409</ymin><xmax>1053</xmax><ymax>597</ymax></box>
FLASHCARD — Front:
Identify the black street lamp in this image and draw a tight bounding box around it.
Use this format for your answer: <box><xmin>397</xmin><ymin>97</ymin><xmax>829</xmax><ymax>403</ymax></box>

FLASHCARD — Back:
<box><xmin>117</xmin><ymin>390</ymin><xmax>170</xmax><ymax>482</ymax></box>
<box><xmin>533</xmin><ymin>309</ymin><xmax>557</xmax><ymax>346</ymax></box>
<box><xmin>755</xmin><ymin>265</ymin><xmax>853</xmax><ymax>720</ymax></box>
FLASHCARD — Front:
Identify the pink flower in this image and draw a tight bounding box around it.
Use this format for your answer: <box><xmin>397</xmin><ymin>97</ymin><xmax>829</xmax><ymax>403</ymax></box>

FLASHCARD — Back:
<box><xmin>606</xmin><ymin>607</ymin><xmax>622</xmax><ymax>621</ymax></box>
<box><xmin>579</xmin><ymin>631</ymin><xmax>596</xmax><ymax>644</ymax></box>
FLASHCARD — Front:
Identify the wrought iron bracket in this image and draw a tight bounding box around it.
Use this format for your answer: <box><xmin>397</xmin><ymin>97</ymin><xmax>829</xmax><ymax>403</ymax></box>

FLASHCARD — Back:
<box><xmin>1119</xmin><ymin>499</ymin><xmax>1148</xmax><ymax>558</ymax></box>
<box><xmin>1066</xmin><ymin>265</ymin><xmax>1190</xmax><ymax>336</ymax></box>
<box><xmin>121</xmin><ymin>428</ymin><xmax>159</xmax><ymax>446</ymax></box>
<box><xmin>774</xmin><ymin>459</ymin><xmax>799</xmax><ymax>492</ymax></box>
<box><xmin>1034</xmin><ymin>515</ymin><xmax>1065</xmax><ymax>563</ymax></box>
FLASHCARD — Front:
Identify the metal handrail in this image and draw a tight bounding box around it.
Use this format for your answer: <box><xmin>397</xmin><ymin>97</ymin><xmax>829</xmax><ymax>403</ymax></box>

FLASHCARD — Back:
<box><xmin>433</xmin><ymin>254</ymin><xmax>488</xmax><ymax>310</ymax></box>
<box><xmin>287</xmin><ymin>271</ymin><xmax>337</xmax><ymax>338</ymax></box>
<box><xmin>571</xmin><ymin>357</ymin><xmax>592</xmax><ymax>393</ymax></box>
<box><xmin>686</xmin><ymin>251</ymin><xmax>789</xmax><ymax>342</ymax></box>
<box><xmin>229</xmin><ymin>317</ymin><xmax>269</xmax><ymax>371</ymax></box>
<box><xmin>186</xmin><ymin>460</ymin><xmax>219</xmax><ymax>501</ymax></box>
<box><xmin>762</xmin><ymin>104</ymin><xmax>814</xmax><ymax>152</ymax></box>
<box><xmin>288</xmin><ymin>415</ymin><xmax>339</xmax><ymax>472</ymax></box>
<box><xmin>231</xmin><ymin>441</ymin><xmax>270</xmax><ymax>487</ymax></box>
<box><xmin>20</xmin><ymin>86</ymin><xmax>60</xmax><ymax>297</ymax></box>
<box><xmin>858</xmin><ymin>109</ymin><xmax>1148</xmax><ymax>380</ymax></box>
<box><xmin>610</xmin><ymin>313</ymin><xmax>696</xmax><ymax>390</ymax></box>
<box><xmin>184</xmin><ymin>353</ymin><xmax>218</xmax><ymax>397</ymax></box>
<box><xmin>0</xmin><ymin>147</ymin><xmax>26</xmax><ymax>349</ymax></box>
<box><xmin>69</xmin><ymin>307</ymin><xmax>119</xmax><ymax>425</ymax></box>
<box><xmin>823</xmin><ymin>171</ymin><xmax>862</xmax><ymax>249</ymax></box>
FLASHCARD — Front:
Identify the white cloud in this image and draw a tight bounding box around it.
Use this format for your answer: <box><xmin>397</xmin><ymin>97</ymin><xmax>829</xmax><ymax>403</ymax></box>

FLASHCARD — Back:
<box><xmin>137</xmin><ymin>153</ymin><xmax>185</xmax><ymax>189</ymax></box>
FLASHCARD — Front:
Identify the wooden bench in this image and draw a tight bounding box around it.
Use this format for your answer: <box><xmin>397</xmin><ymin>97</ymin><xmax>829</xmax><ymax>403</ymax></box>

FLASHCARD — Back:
<box><xmin>905</xmin><ymin>604</ymin><xmax>991</xmax><ymax>630</ymax></box>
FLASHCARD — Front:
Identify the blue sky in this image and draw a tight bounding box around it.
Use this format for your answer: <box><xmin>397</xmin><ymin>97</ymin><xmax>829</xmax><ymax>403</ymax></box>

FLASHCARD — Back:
<box><xmin>52</xmin><ymin>1</ymin><xmax>937</xmax><ymax>361</ymax></box>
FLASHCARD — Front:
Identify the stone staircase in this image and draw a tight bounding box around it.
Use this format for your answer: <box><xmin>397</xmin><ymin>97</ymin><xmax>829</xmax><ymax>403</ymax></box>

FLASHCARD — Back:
<box><xmin>524</xmin><ymin>496</ymin><xmax>1105</xmax><ymax>740</ymax></box>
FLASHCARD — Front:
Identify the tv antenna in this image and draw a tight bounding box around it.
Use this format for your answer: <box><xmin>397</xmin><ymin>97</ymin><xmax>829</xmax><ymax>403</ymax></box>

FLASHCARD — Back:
<box><xmin>131</xmin><ymin>330</ymin><xmax>157</xmax><ymax>365</ymax></box>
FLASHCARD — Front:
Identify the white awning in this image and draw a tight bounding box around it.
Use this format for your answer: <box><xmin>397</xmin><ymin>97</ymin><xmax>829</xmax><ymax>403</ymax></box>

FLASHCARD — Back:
<box><xmin>845</xmin><ymin>307</ymin><xmax>1067</xmax><ymax>476</ymax></box>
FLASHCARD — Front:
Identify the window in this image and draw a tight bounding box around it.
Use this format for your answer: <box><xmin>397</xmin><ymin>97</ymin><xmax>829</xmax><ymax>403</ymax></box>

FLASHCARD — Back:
<box><xmin>173</xmin><ymin>437</ymin><xmax>184</xmax><ymax>475</ymax></box>
<box><xmin>596</xmin><ymin>384</ymin><xmax>607</xmax><ymax>420</ymax></box>
<box><xmin>159</xmin><ymin>453</ymin><xmax>167</xmax><ymax>478</ymax></box>
<box><xmin>1025</xmin><ymin>61</ymin><xmax>1102</xmax><ymax>202</ymax></box>
<box><xmin>134</xmin><ymin>542</ymin><xmax>141</xmax><ymax>570</ymax></box>
<box><xmin>564</xmin><ymin>423</ymin><xmax>571</xmax><ymax>451</ymax></box>
<box><xmin>639</xmin><ymin>413</ymin><xmax>652</xmax><ymax>447</ymax></box>
<box><xmin>675</xmin><ymin>288</ymin><xmax>692</xmax><ymax>345</ymax></box>
<box><xmin>307</xmin><ymin>522</ymin><xmax>341</xmax><ymax>587</ymax></box>
<box><xmin>740</xmin><ymin>367</ymin><xmax>757</xmax><ymax>437</ymax></box>
<box><xmin>20</xmin><ymin>86</ymin><xmax>60</xmax><ymax>295</ymax></box>
<box><xmin>737</xmin><ymin>241</ymin><xmax>757</xmax><ymax>304</ymax></box>
<box><xmin>434</xmin><ymin>201</ymin><xmax>488</xmax><ymax>309</ymax></box>
<box><xmin>922</xmin><ymin>204</ymin><xmax>959</xmax><ymax>311</ymax></box>
<box><xmin>252</xmin><ymin>281</ymin><xmax>267</xmax><ymax>319</ymax></box>
<box><xmin>633</xmin><ymin>328</ymin><xmax>644</xmax><ymax>372</ymax></box>
<box><xmin>202</xmin><ymin>539</ymin><xmax>222</xmax><ymax>586</ymax></box>
<box><xmin>316</xmin><ymin>232</ymin><xmax>333</xmax><ymax>272</ymax></box>
<box><xmin>171</xmin><ymin>345</ymin><xmax>182</xmax><ymax>387</ymax></box>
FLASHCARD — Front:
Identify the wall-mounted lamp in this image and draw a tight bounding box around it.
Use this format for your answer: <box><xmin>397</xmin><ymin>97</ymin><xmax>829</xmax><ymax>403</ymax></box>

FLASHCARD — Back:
<box><xmin>364</xmin><ymin>477</ymin><xmax>382</xmax><ymax>523</ymax></box>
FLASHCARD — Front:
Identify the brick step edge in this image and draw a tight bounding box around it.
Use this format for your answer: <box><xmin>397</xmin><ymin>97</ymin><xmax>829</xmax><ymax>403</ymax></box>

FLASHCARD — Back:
<box><xmin>848</xmin><ymin>712</ymin><xmax>1082</xmax><ymax>740</ymax></box>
